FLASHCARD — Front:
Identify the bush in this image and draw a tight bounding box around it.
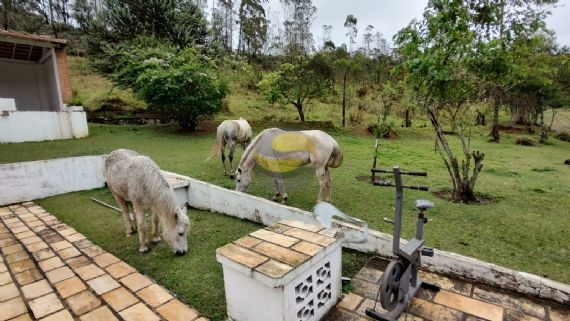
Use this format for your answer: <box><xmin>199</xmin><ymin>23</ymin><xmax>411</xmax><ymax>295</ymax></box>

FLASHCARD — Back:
<box><xmin>368</xmin><ymin>122</ymin><xmax>395</xmax><ymax>138</ymax></box>
<box><xmin>98</xmin><ymin>36</ymin><xmax>228</xmax><ymax>130</ymax></box>
<box><xmin>516</xmin><ymin>137</ymin><xmax>536</xmax><ymax>146</ymax></box>
<box><xmin>555</xmin><ymin>131</ymin><xmax>570</xmax><ymax>142</ymax></box>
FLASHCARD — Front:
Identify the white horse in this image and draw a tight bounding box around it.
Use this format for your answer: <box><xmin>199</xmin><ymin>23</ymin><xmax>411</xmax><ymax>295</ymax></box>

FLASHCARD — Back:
<box><xmin>208</xmin><ymin>117</ymin><xmax>252</xmax><ymax>178</ymax></box>
<box><xmin>104</xmin><ymin>149</ymin><xmax>190</xmax><ymax>255</ymax></box>
<box><xmin>235</xmin><ymin>128</ymin><xmax>343</xmax><ymax>203</ymax></box>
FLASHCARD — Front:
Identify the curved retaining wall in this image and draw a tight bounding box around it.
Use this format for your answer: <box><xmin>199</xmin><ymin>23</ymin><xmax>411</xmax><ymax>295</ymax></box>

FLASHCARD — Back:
<box><xmin>0</xmin><ymin>159</ymin><xmax>567</xmax><ymax>306</ymax></box>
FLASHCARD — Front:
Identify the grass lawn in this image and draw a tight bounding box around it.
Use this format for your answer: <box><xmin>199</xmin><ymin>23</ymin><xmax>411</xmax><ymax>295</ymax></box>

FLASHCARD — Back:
<box><xmin>1</xmin><ymin>58</ymin><xmax>569</xmax><ymax>319</ymax></box>
<box><xmin>1</xmin><ymin>123</ymin><xmax>569</xmax><ymax>285</ymax></box>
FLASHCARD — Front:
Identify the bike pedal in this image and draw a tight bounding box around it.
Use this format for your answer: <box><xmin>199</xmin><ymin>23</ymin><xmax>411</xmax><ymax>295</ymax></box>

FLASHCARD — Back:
<box><xmin>421</xmin><ymin>247</ymin><xmax>435</xmax><ymax>257</ymax></box>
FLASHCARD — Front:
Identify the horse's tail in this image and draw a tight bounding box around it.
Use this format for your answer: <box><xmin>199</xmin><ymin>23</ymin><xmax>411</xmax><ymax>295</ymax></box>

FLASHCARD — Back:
<box><xmin>206</xmin><ymin>130</ymin><xmax>223</xmax><ymax>161</ymax></box>
<box><xmin>327</xmin><ymin>143</ymin><xmax>343</xmax><ymax>168</ymax></box>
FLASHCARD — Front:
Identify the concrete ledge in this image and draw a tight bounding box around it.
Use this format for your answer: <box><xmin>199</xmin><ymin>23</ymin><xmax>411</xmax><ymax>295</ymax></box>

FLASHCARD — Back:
<box><xmin>2</xmin><ymin>159</ymin><xmax>568</xmax><ymax>306</ymax></box>
<box><xmin>0</xmin><ymin>156</ymin><xmax>106</xmax><ymax>206</ymax></box>
<box><xmin>169</xmin><ymin>172</ymin><xmax>570</xmax><ymax>306</ymax></box>
<box><xmin>0</xmin><ymin>110</ymin><xmax>88</xmax><ymax>143</ymax></box>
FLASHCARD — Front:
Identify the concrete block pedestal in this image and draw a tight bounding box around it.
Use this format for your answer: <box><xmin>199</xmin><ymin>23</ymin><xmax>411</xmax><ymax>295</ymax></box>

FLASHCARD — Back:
<box><xmin>216</xmin><ymin>220</ymin><xmax>342</xmax><ymax>321</ymax></box>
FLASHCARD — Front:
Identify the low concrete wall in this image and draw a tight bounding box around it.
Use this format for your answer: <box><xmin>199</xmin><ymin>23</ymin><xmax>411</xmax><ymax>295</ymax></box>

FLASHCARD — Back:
<box><xmin>0</xmin><ymin>156</ymin><xmax>105</xmax><ymax>206</ymax></box>
<box><xmin>2</xmin><ymin>160</ymin><xmax>568</xmax><ymax>306</ymax></box>
<box><xmin>0</xmin><ymin>110</ymin><xmax>88</xmax><ymax>143</ymax></box>
<box><xmin>165</xmin><ymin>172</ymin><xmax>570</xmax><ymax>306</ymax></box>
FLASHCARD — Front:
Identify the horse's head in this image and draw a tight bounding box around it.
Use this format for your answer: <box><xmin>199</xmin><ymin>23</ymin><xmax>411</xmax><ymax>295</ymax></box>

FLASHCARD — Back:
<box><xmin>235</xmin><ymin>167</ymin><xmax>251</xmax><ymax>193</ymax></box>
<box><xmin>163</xmin><ymin>206</ymin><xmax>190</xmax><ymax>256</ymax></box>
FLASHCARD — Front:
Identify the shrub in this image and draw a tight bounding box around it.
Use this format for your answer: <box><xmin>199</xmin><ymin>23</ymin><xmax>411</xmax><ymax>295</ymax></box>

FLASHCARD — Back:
<box><xmin>516</xmin><ymin>137</ymin><xmax>536</xmax><ymax>146</ymax></box>
<box><xmin>99</xmin><ymin>37</ymin><xmax>228</xmax><ymax>130</ymax></box>
<box><xmin>555</xmin><ymin>131</ymin><xmax>570</xmax><ymax>142</ymax></box>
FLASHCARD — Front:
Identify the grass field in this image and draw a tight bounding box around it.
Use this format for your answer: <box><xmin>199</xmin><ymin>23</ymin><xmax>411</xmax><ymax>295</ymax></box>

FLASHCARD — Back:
<box><xmin>1</xmin><ymin>58</ymin><xmax>569</xmax><ymax>320</ymax></box>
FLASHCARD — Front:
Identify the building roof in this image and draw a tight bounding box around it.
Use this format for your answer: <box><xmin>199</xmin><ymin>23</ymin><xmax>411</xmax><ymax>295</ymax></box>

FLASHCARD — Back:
<box><xmin>0</xmin><ymin>29</ymin><xmax>68</xmax><ymax>62</ymax></box>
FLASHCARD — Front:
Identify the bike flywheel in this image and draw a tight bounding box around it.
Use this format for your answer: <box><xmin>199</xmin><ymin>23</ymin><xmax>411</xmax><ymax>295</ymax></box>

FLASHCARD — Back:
<box><xmin>379</xmin><ymin>260</ymin><xmax>405</xmax><ymax>310</ymax></box>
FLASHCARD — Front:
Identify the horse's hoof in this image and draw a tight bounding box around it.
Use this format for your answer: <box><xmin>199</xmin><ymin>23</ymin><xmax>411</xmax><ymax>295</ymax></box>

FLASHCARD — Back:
<box><xmin>152</xmin><ymin>237</ymin><xmax>161</xmax><ymax>244</ymax></box>
<box><xmin>139</xmin><ymin>247</ymin><xmax>149</xmax><ymax>254</ymax></box>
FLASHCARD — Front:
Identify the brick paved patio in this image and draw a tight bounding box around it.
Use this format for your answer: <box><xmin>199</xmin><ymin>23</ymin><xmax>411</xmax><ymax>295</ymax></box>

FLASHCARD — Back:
<box><xmin>0</xmin><ymin>202</ymin><xmax>206</xmax><ymax>321</ymax></box>
<box><xmin>325</xmin><ymin>257</ymin><xmax>570</xmax><ymax>321</ymax></box>
<box><xmin>1</xmin><ymin>202</ymin><xmax>569</xmax><ymax>321</ymax></box>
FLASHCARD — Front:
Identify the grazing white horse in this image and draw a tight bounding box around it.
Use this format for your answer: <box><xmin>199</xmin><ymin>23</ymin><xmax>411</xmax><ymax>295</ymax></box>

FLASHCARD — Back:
<box><xmin>208</xmin><ymin>117</ymin><xmax>252</xmax><ymax>178</ymax></box>
<box><xmin>104</xmin><ymin>149</ymin><xmax>190</xmax><ymax>255</ymax></box>
<box><xmin>235</xmin><ymin>128</ymin><xmax>343</xmax><ymax>203</ymax></box>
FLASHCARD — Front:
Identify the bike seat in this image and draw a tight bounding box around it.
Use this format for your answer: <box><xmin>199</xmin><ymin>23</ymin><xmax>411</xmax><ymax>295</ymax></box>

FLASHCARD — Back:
<box><xmin>414</xmin><ymin>199</ymin><xmax>435</xmax><ymax>210</ymax></box>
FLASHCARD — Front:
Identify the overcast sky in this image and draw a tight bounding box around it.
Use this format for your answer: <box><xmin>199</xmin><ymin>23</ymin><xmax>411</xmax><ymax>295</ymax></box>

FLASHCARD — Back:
<box><xmin>266</xmin><ymin>0</ymin><xmax>570</xmax><ymax>49</ymax></box>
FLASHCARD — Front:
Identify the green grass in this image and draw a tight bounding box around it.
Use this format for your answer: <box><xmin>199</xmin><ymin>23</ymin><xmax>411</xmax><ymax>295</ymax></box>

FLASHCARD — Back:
<box><xmin>1</xmin><ymin>123</ymin><xmax>569</xmax><ymax>288</ymax></box>
<box><xmin>2</xmin><ymin>57</ymin><xmax>569</xmax><ymax>319</ymax></box>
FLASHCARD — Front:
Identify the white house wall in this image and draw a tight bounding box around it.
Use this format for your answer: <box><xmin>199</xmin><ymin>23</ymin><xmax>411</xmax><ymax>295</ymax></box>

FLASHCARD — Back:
<box><xmin>0</xmin><ymin>49</ymin><xmax>61</xmax><ymax>112</ymax></box>
<box><xmin>0</xmin><ymin>59</ymin><xmax>42</xmax><ymax>110</ymax></box>
<box><xmin>39</xmin><ymin>49</ymin><xmax>62</xmax><ymax>111</ymax></box>
<box><xmin>0</xmin><ymin>110</ymin><xmax>89</xmax><ymax>143</ymax></box>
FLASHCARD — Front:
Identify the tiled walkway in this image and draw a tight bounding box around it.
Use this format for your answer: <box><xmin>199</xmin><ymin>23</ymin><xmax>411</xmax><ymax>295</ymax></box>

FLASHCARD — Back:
<box><xmin>2</xmin><ymin>202</ymin><xmax>570</xmax><ymax>321</ymax></box>
<box><xmin>0</xmin><ymin>202</ymin><xmax>206</xmax><ymax>321</ymax></box>
<box><xmin>326</xmin><ymin>257</ymin><xmax>570</xmax><ymax>321</ymax></box>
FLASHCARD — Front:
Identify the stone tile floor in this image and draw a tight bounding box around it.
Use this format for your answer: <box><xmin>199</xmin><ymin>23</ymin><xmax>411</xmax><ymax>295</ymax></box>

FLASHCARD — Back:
<box><xmin>325</xmin><ymin>257</ymin><xmax>570</xmax><ymax>321</ymax></box>
<box><xmin>2</xmin><ymin>202</ymin><xmax>569</xmax><ymax>321</ymax></box>
<box><xmin>0</xmin><ymin>202</ymin><xmax>207</xmax><ymax>321</ymax></box>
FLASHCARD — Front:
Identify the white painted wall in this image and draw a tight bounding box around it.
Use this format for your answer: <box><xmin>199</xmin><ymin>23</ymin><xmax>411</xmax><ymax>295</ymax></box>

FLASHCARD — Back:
<box><xmin>0</xmin><ymin>159</ymin><xmax>567</xmax><ymax>306</ymax></box>
<box><xmin>0</xmin><ymin>110</ymin><xmax>88</xmax><ymax>143</ymax></box>
<box><xmin>0</xmin><ymin>49</ymin><xmax>61</xmax><ymax>112</ymax></box>
<box><xmin>0</xmin><ymin>156</ymin><xmax>105</xmax><ymax>206</ymax></box>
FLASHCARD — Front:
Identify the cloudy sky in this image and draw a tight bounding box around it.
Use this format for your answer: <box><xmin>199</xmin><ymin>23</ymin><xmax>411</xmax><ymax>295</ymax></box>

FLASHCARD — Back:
<box><xmin>266</xmin><ymin>0</ymin><xmax>570</xmax><ymax>49</ymax></box>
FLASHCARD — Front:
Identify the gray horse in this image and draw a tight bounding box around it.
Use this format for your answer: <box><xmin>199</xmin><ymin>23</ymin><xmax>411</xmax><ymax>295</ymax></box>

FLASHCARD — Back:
<box><xmin>208</xmin><ymin>117</ymin><xmax>252</xmax><ymax>178</ymax></box>
<box><xmin>104</xmin><ymin>149</ymin><xmax>190</xmax><ymax>255</ymax></box>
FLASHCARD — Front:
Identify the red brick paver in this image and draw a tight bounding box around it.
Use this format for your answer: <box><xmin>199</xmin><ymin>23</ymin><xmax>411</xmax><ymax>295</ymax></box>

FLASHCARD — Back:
<box><xmin>326</xmin><ymin>256</ymin><xmax>570</xmax><ymax>321</ymax></box>
<box><xmin>0</xmin><ymin>203</ymin><xmax>206</xmax><ymax>321</ymax></box>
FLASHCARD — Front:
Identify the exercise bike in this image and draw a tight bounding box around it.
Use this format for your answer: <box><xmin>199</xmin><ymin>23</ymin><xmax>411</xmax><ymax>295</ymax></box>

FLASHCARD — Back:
<box><xmin>365</xmin><ymin>166</ymin><xmax>440</xmax><ymax>321</ymax></box>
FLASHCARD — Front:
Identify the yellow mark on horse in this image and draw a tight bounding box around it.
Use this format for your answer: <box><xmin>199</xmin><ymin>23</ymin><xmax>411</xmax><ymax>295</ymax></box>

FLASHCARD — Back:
<box><xmin>253</xmin><ymin>132</ymin><xmax>316</xmax><ymax>173</ymax></box>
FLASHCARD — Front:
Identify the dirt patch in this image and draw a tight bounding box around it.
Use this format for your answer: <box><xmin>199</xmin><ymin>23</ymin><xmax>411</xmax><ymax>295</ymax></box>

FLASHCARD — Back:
<box><xmin>432</xmin><ymin>189</ymin><xmax>497</xmax><ymax>204</ymax></box>
<box><xmin>498</xmin><ymin>124</ymin><xmax>526</xmax><ymax>133</ymax></box>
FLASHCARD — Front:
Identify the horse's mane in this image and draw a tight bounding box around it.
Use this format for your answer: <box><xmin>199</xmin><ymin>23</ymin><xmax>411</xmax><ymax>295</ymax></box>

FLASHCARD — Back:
<box><xmin>130</xmin><ymin>155</ymin><xmax>179</xmax><ymax>229</ymax></box>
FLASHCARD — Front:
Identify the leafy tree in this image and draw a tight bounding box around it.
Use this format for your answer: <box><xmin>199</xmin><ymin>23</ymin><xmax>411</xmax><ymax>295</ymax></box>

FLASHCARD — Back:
<box><xmin>72</xmin><ymin>0</ymin><xmax>95</xmax><ymax>33</ymax></box>
<box><xmin>468</xmin><ymin>0</ymin><xmax>558</xmax><ymax>142</ymax></box>
<box><xmin>394</xmin><ymin>0</ymin><xmax>484</xmax><ymax>203</ymax></box>
<box><xmin>87</xmin><ymin>0</ymin><xmax>207</xmax><ymax>55</ymax></box>
<box><xmin>343</xmin><ymin>14</ymin><xmax>357</xmax><ymax>53</ymax></box>
<box><xmin>279</xmin><ymin>0</ymin><xmax>316</xmax><ymax>58</ymax></box>
<box><xmin>257</xmin><ymin>57</ymin><xmax>334</xmax><ymax>121</ymax></box>
<box><xmin>238</xmin><ymin>0</ymin><xmax>267</xmax><ymax>58</ymax></box>
<box><xmin>100</xmin><ymin>37</ymin><xmax>228</xmax><ymax>130</ymax></box>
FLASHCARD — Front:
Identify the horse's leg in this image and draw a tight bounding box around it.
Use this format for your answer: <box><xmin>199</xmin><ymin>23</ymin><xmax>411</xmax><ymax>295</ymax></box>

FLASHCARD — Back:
<box><xmin>151</xmin><ymin>211</ymin><xmax>160</xmax><ymax>244</ymax></box>
<box><xmin>221</xmin><ymin>140</ymin><xmax>228</xmax><ymax>176</ymax></box>
<box><xmin>113</xmin><ymin>193</ymin><xmax>135</xmax><ymax>235</ymax></box>
<box><xmin>228</xmin><ymin>140</ymin><xmax>237</xmax><ymax>178</ymax></box>
<box><xmin>316</xmin><ymin>167</ymin><xmax>332</xmax><ymax>203</ymax></box>
<box><xmin>272</xmin><ymin>173</ymin><xmax>288</xmax><ymax>204</ymax></box>
<box><xmin>133</xmin><ymin>204</ymin><xmax>149</xmax><ymax>253</ymax></box>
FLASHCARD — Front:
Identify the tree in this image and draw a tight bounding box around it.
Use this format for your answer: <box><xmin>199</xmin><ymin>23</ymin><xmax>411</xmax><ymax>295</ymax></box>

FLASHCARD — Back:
<box><xmin>238</xmin><ymin>0</ymin><xmax>267</xmax><ymax>57</ymax></box>
<box><xmin>72</xmin><ymin>0</ymin><xmax>95</xmax><ymax>33</ymax></box>
<box><xmin>257</xmin><ymin>57</ymin><xmax>334</xmax><ymax>121</ymax></box>
<box><xmin>394</xmin><ymin>0</ymin><xmax>485</xmax><ymax>203</ymax></box>
<box><xmin>87</xmin><ymin>0</ymin><xmax>208</xmax><ymax>55</ymax></box>
<box><xmin>468</xmin><ymin>0</ymin><xmax>558</xmax><ymax>142</ymax></box>
<box><xmin>344</xmin><ymin>14</ymin><xmax>357</xmax><ymax>53</ymax></box>
<box><xmin>280</xmin><ymin>0</ymin><xmax>316</xmax><ymax>58</ymax></box>
<box><xmin>101</xmin><ymin>37</ymin><xmax>228</xmax><ymax>130</ymax></box>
